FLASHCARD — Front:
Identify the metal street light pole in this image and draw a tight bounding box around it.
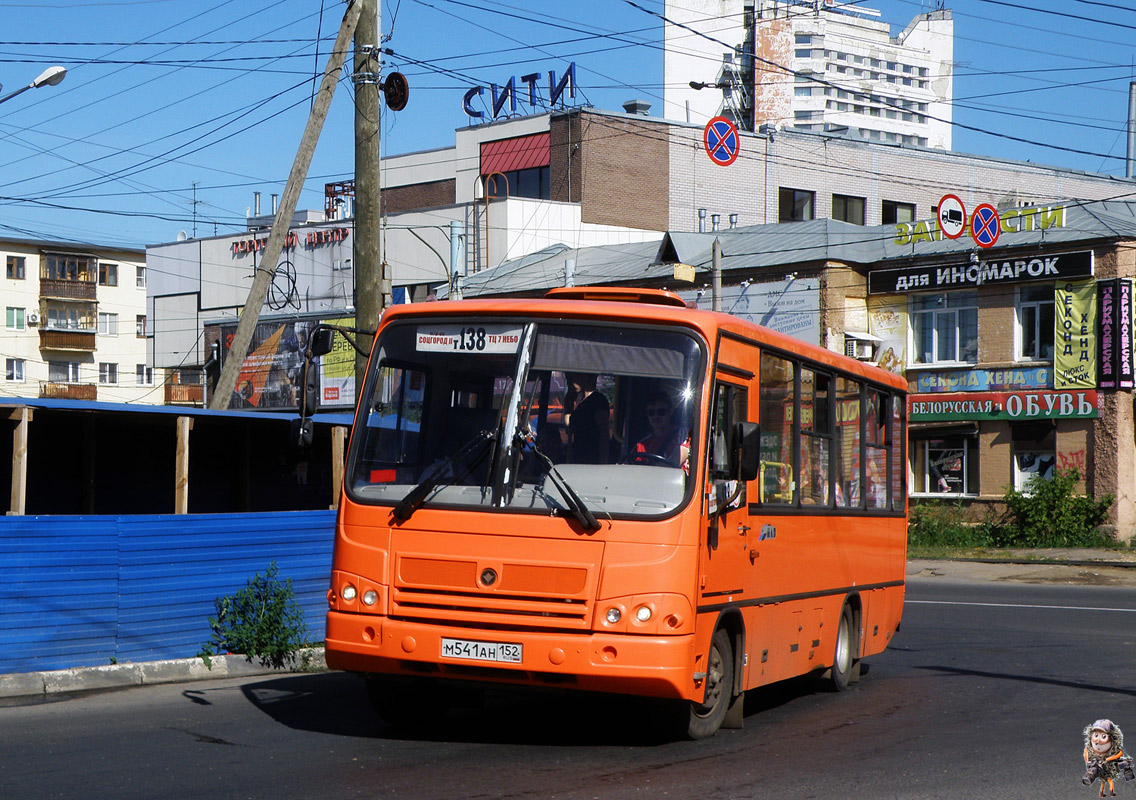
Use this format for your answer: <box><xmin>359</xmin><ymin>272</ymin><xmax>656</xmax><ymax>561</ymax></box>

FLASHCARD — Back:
<box><xmin>0</xmin><ymin>66</ymin><xmax>67</xmax><ymax>105</ymax></box>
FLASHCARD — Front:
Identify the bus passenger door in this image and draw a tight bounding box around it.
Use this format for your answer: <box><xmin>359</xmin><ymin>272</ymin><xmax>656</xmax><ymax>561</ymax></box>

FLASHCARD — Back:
<box><xmin>699</xmin><ymin>370</ymin><xmax>755</xmax><ymax>606</ymax></box>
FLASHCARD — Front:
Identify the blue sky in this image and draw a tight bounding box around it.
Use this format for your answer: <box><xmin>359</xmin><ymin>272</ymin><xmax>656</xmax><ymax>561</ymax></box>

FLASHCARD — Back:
<box><xmin>0</xmin><ymin>0</ymin><xmax>1132</xmax><ymax>250</ymax></box>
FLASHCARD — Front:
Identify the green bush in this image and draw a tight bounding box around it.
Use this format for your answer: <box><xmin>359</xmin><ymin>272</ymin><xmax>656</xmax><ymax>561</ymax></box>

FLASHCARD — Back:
<box><xmin>199</xmin><ymin>562</ymin><xmax>308</xmax><ymax>670</ymax></box>
<box><xmin>908</xmin><ymin>500</ymin><xmax>992</xmax><ymax>548</ymax></box>
<box><xmin>991</xmin><ymin>468</ymin><xmax>1113</xmax><ymax>548</ymax></box>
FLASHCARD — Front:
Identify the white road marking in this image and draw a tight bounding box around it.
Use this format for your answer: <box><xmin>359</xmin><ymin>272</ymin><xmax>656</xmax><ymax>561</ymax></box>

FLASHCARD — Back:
<box><xmin>907</xmin><ymin>599</ymin><xmax>1136</xmax><ymax>613</ymax></box>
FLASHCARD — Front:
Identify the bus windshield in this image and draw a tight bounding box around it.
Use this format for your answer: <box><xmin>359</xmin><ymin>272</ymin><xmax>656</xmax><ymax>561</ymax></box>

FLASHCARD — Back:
<box><xmin>346</xmin><ymin>319</ymin><xmax>705</xmax><ymax>521</ymax></box>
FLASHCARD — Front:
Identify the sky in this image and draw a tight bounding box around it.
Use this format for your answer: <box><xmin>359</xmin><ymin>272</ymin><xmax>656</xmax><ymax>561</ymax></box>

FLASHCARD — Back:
<box><xmin>0</xmin><ymin>0</ymin><xmax>1133</xmax><ymax>250</ymax></box>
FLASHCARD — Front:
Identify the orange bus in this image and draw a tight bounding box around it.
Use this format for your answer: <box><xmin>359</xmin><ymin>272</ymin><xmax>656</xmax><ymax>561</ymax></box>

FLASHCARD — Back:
<box><xmin>321</xmin><ymin>287</ymin><xmax>907</xmax><ymax>738</ymax></box>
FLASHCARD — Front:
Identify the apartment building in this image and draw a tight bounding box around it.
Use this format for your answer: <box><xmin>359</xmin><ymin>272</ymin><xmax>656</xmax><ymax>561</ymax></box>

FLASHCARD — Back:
<box><xmin>2</xmin><ymin>238</ymin><xmax>151</xmax><ymax>404</ymax></box>
<box><xmin>664</xmin><ymin>0</ymin><xmax>953</xmax><ymax>148</ymax></box>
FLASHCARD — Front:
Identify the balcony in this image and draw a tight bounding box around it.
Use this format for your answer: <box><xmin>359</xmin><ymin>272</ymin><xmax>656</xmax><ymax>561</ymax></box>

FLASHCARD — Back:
<box><xmin>39</xmin><ymin>328</ymin><xmax>97</xmax><ymax>352</ymax></box>
<box><xmin>39</xmin><ymin>277</ymin><xmax>96</xmax><ymax>302</ymax></box>
<box><xmin>165</xmin><ymin>383</ymin><xmax>204</xmax><ymax>405</ymax></box>
<box><xmin>39</xmin><ymin>382</ymin><xmax>98</xmax><ymax>401</ymax></box>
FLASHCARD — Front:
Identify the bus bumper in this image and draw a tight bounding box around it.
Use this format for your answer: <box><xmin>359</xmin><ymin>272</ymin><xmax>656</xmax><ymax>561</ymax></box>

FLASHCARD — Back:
<box><xmin>325</xmin><ymin>611</ymin><xmax>698</xmax><ymax>700</ymax></box>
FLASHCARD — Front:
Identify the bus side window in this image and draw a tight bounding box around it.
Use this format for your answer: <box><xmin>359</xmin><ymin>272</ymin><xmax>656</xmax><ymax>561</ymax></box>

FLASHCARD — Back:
<box><xmin>758</xmin><ymin>353</ymin><xmax>795</xmax><ymax>504</ymax></box>
<box><xmin>799</xmin><ymin>368</ymin><xmax>832</xmax><ymax>506</ymax></box>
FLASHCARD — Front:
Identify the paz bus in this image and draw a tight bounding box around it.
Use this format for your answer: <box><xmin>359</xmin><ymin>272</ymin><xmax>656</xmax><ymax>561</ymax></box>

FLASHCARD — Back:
<box><xmin>316</xmin><ymin>287</ymin><xmax>907</xmax><ymax>739</ymax></box>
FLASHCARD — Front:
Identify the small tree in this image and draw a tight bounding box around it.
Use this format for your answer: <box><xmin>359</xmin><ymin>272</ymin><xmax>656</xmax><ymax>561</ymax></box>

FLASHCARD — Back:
<box><xmin>992</xmin><ymin>468</ymin><xmax>1113</xmax><ymax>547</ymax></box>
<box><xmin>200</xmin><ymin>562</ymin><xmax>308</xmax><ymax>670</ymax></box>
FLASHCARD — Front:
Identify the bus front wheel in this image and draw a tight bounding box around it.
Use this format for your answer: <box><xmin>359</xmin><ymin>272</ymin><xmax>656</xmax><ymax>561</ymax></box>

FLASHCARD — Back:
<box><xmin>684</xmin><ymin>628</ymin><xmax>735</xmax><ymax>739</ymax></box>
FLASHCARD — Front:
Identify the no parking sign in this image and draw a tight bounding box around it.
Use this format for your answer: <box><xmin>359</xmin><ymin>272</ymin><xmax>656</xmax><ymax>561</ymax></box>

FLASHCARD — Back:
<box><xmin>703</xmin><ymin>116</ymin><xmax>739</xmax><ymax>166</ymax></box>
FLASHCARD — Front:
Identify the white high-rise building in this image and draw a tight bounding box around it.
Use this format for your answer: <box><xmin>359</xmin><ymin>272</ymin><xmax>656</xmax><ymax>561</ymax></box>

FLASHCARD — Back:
<box><xmin>665</xmin><ymin>0</ymin><xmax>953</xmax><ymax>149</ymax></box>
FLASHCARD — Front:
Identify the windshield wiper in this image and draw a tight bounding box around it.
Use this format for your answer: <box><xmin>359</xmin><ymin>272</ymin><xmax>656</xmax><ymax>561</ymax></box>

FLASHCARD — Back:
<box><xmin>392</xmin><ymin>429</ymin><xmax>496</xmax><ymax>522</ymax></box>
<box><xmin>517</xmin><ymin>428</ymin><xmax>600</xmax><ymax>532</ymax></box>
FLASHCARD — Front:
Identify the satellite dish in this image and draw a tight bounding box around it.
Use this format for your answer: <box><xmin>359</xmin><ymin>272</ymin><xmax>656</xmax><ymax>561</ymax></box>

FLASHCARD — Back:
<box><xmin>177</xmin><ymin>230</ymin><xmax>188</xmax><ymax>242</ymax></box>
<box><xmin>383</xmin><ymin>72</ymin><xmax>409</xmax><ymax>112</ymax></box>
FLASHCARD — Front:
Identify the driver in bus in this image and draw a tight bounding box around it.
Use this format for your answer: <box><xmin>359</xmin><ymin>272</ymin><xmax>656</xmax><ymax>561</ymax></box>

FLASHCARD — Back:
<box><xmin>634</xmin><ymin>391</ymin><xmax>689</xmax><ymax>468</ymax></box>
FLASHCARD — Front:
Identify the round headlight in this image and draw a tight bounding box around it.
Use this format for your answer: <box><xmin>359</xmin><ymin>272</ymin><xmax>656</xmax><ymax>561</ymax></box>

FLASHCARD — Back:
<box><xmin>341</xmin><ymin>584</ymin><xmax>357</xmax><ymax>601</ymax></box>
<box><xmin>635</xmin><ymin>605</ymin><xmax>652</xmax><ymax>622</ymax></box>
<box><xmin>605</xmin><ymin>607</ymin><xmax>622</xmax><ymax>624</ymax></box>
<box><xmin>362</xmin><ymin>589</ymin><xmax>378</xmax><ymax>606</ymax></box>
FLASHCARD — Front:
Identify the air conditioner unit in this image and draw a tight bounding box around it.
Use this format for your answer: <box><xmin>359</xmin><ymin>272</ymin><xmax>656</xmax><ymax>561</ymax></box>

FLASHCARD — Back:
<box><xmin>845</xmin><ymin>339</ymin><xmax>875</xmax><ymax>361</ymax></box>
<box><xmin>26</xmin><ymin>311</ymin><xmax>40</xmax><ymax>326</ymax></box>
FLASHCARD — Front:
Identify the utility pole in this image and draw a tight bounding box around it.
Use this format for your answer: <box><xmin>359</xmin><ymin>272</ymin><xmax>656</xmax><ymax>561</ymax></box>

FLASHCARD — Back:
<box><xmin>208</xmin><ymin>1</ymin><xmax>362</xmax><ymax>410</ymax></box>
<box><xmin>354</xmin><ymin>0</ymin><xmax>386</xmax><ymax>389</ymax></box>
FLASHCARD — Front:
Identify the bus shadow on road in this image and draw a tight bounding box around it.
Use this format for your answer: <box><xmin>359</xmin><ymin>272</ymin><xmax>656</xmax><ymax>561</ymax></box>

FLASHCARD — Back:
<box><xmin>241</xmin><ymin>669</ymin><xmax>835</xmax><ymax>746</ymax></box>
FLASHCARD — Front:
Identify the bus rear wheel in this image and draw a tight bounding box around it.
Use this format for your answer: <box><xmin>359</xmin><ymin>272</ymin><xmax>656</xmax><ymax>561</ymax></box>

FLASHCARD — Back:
<box><xmin>684</xmin><ymin>628</ymin><xmax>735</xmax><ymax>739</ymax></box>
<box><xmin>828</xmin><ymin>603</ymin><xmax>857</xmax><ymax>692</ymax></box>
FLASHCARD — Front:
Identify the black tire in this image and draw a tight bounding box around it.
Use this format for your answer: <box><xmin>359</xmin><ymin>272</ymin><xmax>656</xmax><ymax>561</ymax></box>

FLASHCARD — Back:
<box><xmin>828</xmin><ymin>603</ymin><xmax>856</xmax><ymax>692</ymax></box>
<box><xmin>364</xmin><ymin>675</ymin><xmax>449</xmax><ymax>729</ymax></box>
<box><xmin>684</xmin><ymin>628</ymin><xmax>735</xmax><ymax>739</ymax></box>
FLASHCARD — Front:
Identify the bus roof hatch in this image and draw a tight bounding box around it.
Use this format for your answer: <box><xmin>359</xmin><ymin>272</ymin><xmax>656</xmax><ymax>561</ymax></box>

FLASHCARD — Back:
<box><xmin>544</xmin><ymin>287</ymin><xmax>688</xmax><ymax>307</ymax></box>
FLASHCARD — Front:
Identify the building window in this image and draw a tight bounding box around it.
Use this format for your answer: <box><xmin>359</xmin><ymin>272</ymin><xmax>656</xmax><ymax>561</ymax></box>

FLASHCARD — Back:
<box><xmin>136</xmin><ymin>364</ymin><xmax>153</xmax><ymax>386</ymax></box>
<box><xmin>5</xmin><ymin>358</ymin><xmax>24</xmax><ymax>382</ymax></box>
<box><xmin>136</xmin><ymin>315</ymin><xmax>147</xmax><ymax>337</ymax></box>
<box><xmin>911</xmin><ymin>291</ymin><xmax>978</xmax><ymax>364</ymax></box>
<box><xmin>136</xmin><ymin>266</ymin><xmax>146</xmax><ymax>288</ymax></box>
<box><xmin>99</xmin><ymin>363</ymin><xmax>118</xmax><ymax>384</ymax></box>
<box><xmin>98</xmin><ymin>262</ymin><xmax>118</xmax><ymax>286</ymax></box>
<box><xmin>882</xmin><ymin>201</ymin><xmax>915</xmax><ymax>224</ymax></box>
<box><xmin>43</xmin><ymin>253</ymin><xmax>96</xmax><ymax>282</ymax></box>
<box><xmin>47</xmin><ymin>306</ymin><xmax>88</xmax><ymax>330</ymax></box>
<box><xmin>49</xmin><ymin>360</ymin><xmax>81</xmax><ymax>382</ymax></box>
<box><xmin>832</xmin><ymin>194</ymin><xmax>865</xmax><ymax>225</ymax></box>
<box><xmin>779</xmin><ymin>187</ymin><xmax>815</xmax><ymax>222</ymax></box>
<box><xmin>1012</xmin><ymin>423</ymin><xmax>1056</xmax><ymax>493</ymax></box>
<box><xmin>485</xmin><ymin>166</ymin><xmax>550</xmax><ymax>201</ymax></box>
<box><xmin>6</xmin><ymin>256</ymin><xmax>25</xmax><ymax>280</ymax></box>
<box><xmin>1017</xmin><ymin>284</ymin><xmax>1055</xmax><ymax>361</ymax></box>
<box><xmin>912</xmin><ymin>435</ymin><xmax>978</xmax><ymax>496</ymax></box>
<box><xmin>98</xmin><ymin>312</ymin><xmax>119</xmax><ymax>336</ymax></box>
<box><xmin>6</xmin><ymin>307</ymin><xmax>25</xmax><ymax>330</ymax></box>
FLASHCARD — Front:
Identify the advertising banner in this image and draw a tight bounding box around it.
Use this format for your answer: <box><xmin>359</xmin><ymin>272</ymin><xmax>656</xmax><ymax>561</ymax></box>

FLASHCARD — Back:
<box><xmin>1121</xmin><ymin>279</ymin><xmax>1134</xmax><ymax>389</ymax></box>
<box><xmin>868</xmin><ymin>250</ymin><xmax>1093</xmax><ymax>294</ymax></box>
<box><xmin>867</xmin><ymin>295</ymin><xmax>907</xmax><ymax>374</ymax></box>
<box><xmin>909</xmin><ymin>390</ymin><xmax>1098</xmax><ymax>422</ymax></box>
<box><xmin>320</xmin><ymin>316</ymin><xmax>357</xmax><ymax>407</ymax></box>
<box><xmin>219</xmin><ymin>319</ymin><xmax>316</xmax><ymax>410</ymax></box>
<box><xmin>1098</xmin><ymin>278</ymin><xmax>1117</xmax><ymax>389</ymax></box>
<box><xmin>914</xmin><ymin>367</ymin><xmax>1051</xmax><ymax>393</ymax></box>
<box><xmin>1054</xmin><ymin>279</ymin><xmax>1097</xmax><ymax>389</ymax></box>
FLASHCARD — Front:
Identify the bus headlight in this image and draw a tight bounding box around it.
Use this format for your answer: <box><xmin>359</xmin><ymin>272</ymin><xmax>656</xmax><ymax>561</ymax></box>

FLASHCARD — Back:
<box><xmin>605</xmin><ymin>607</ymin><xmax>622</xmax><ymax>624</ymax></box>
<box><xmin>362</xmin><ymin>590</ymin><xmax>378</xmax><ymax>606</ymax></box>
<box><xmin>635</xmin><ymin>605</ymin><xmax>652</xmax><ymax>622</ymax></box>
<box><xmin>342</xmin><ymin>584</ymin><xmax>357</xmax><ymax>601</ymax></box>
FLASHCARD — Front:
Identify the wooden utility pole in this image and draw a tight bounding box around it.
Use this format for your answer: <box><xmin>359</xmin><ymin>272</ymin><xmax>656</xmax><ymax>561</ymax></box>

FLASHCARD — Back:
<box><xmin>209</xmin><ymin>0</ymin><xmax>362</xmax><ymax>410</ymax></box>
<box><xmin>353</xmin><ymin>0</ymin><xmax>386</xmax><ymax>387</ymax></box>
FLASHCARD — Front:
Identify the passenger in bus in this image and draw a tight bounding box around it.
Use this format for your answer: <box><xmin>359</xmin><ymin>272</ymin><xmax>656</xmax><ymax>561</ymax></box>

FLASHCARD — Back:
<box><xmin>634</xmin><ymin>391</ymin><xmax>689</xmax><ymax>468</ymax></box>
<box><xmin>565</xmin><ymin>372</ymin><xmax>609</xmax><ymax>463</ymax></box>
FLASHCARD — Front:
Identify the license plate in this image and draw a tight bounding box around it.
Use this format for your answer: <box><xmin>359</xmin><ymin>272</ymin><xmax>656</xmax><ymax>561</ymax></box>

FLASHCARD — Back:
<box><xmin>441</xmin><ymin>637</ymin><xmax>523</xmax><ymax>664</ymax></box>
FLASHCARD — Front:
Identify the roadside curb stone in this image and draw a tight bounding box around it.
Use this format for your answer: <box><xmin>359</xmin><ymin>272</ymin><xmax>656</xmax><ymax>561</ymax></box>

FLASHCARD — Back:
<box><xmin>0</xmin><ymin>648</ymin><xmax>326</xmax><ymax>701</ymax></box>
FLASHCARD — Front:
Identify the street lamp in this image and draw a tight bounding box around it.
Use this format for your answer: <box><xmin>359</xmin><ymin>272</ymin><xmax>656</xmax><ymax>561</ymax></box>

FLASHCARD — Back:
<box><xmin>0</xmin><ymin>66</ymin><xmax>67</xmax><ymax>106</ymax></box>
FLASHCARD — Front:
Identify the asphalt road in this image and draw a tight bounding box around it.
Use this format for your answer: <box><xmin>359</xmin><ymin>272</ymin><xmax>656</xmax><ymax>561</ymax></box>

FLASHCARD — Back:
<box><xmin>4</xmin><ymin>564</ymin><xmax>1136</xmax><ymax>800</ymax></box>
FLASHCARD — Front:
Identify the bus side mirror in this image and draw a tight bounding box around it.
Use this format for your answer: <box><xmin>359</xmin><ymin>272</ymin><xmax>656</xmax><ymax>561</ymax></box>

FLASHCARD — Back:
<box><xmin>310</xmin><ymin>327</ymin><xmax>334</xmax><ymax>357</ymax></box>
<box><xmin>299</xmin><ymin>360</ymin><xmax>319</xmax><ymax>417</ymax></box>
<box><xmin>291</xmin><ymin>417</ymin><xmax>314</xmax><ymax>448</ymax></box>
<box><xmin>735</xmin><ymin>421</ymin><xmax>760</xmax><ymax>483</ymax></box>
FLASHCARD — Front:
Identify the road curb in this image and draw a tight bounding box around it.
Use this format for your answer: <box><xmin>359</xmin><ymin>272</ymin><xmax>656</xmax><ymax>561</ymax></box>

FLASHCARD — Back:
<box><xmin>924</xmin><ymin>557</ymin><xmax>1136</xmax><ymax>570</ymax></box>
<box><xmin>0</xmin><ymin>648</ymin><xmax>326</xmax><ymax>701</ymax></box>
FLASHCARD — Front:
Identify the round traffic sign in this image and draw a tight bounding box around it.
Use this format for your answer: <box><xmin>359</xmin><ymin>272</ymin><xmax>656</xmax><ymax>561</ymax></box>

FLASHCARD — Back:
<box><xmin>703</xmin><ymin>116</ymin><xmax>740</xmax><ymax>167</ymax></box>
<box><xmin>937</xmin><ymin>194</ymin><xmax>966</xmax><ymax>239</ymax></box>
<box><xmin>970</xmin><ymin>203</ymin><xmax>1000</xmax><ymax>248</ymax></box>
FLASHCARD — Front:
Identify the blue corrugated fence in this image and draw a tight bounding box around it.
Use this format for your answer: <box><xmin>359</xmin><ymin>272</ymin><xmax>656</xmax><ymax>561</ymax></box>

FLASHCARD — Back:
<box><xmin>0</xmin><ymin>510</ymin><xmax>336</xmax><ymax>674</ymax></box>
